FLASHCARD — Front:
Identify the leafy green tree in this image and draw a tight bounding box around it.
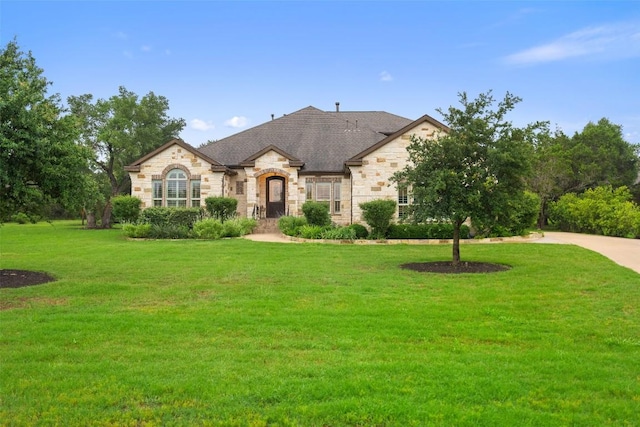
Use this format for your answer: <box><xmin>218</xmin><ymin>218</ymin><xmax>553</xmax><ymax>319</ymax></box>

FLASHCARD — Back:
<box><xmin>68</xmin><ymin>87</ymin><xmax>185</xmax><ymax>228</ymax></box>
<box><xmin>0</xmin><ymin>39</ymin><xmax>91</xmax><ymax>220</ymax></box>
<box><xmin>568</xmin><ymin>118</ymin><xmax>638</xmax><ymax>192</ymax></box>
<box><xmin>394</xmin><ymin>91</ymin><xmax>541</xmax><ymax>264</ymax></box>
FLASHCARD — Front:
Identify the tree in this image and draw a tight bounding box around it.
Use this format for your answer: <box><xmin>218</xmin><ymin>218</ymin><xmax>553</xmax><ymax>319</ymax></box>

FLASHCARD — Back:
<box><xmin>393</xmin><ymin>91</ymin><xmax>541</xmax><ymax>264</ymax></box>
<box><xmin>0</xmin><ymin>39</ymin><xmax>91</xmax><ymax>221</ymax></box>
<box><xmin>527</xmin><ymin>119</ymin><xmax>639</xmax><ymax>227</ymax></box>
<box><xmin>68</xmin><ymin>87</ymin><xmax>185</xmax><ymax>228</ymax></box>
<box><xmin>567</xmin><ymin>118</ymin><xmax>638</xmax><ymax>192</ymax></box>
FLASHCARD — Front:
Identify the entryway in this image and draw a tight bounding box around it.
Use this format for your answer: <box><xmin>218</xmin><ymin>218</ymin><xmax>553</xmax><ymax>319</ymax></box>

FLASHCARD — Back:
<box><xmin>266</xmin><ymin>176</ymin><xmax>285</xmax><ymax>218</ymax></box>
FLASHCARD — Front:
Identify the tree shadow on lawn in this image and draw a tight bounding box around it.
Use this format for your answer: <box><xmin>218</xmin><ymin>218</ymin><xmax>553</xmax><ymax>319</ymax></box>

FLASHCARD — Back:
<box><xmin>0</xmin><ymin>270</ymin><xmax>56</xmax><ymax>288</ymax></box>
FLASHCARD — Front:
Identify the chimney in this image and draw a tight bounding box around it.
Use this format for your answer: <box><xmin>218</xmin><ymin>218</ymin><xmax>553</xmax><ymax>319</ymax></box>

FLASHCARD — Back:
<box><xmin>271</xmin><ymin>114</ymin><xmax>274</xmax><ymax>120</ymax></box>
<box><xmin>335</xmin><ymin>102</ymin><xmax>340</xmax><ymax>112</ymax></box>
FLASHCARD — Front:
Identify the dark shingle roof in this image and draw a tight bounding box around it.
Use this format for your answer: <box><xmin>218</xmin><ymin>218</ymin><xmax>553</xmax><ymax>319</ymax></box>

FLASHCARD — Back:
<box><xmin>197</xmin><ymin>106</ymin><xmax>413</xmax><ymax>172</ymax></box>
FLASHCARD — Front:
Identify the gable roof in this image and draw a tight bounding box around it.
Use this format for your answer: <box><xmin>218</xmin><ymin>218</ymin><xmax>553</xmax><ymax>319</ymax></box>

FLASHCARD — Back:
<box><xmin>125</xmin><ymin>138</ymin><xmax>228</xmax><ymax>173</ymax></box>
<box><xmin>197</xmin><ymin>106</ymin><xmax>414</xmax><ymax>173</ymax></box>
<box><xmin>346</xmin><ymin>114</ymin><xmax>449</xmax><ymax>166</ymax></box>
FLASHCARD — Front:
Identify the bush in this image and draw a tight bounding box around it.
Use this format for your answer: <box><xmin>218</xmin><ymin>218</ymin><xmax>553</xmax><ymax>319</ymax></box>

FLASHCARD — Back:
<box><xmin>472</xmin><ymin>191</ymin><xmax>541</xmax><ymax>237</ymax></box>
<box><xmin>111</xmin><ymin>195</ymin><xmax>141</xmax><ymax>223</ymax></box>
<box><xmin>140</xmin><ymin>207</ymin><xmax>172</xmax><ymax>226</ymax></box>
<box><xmin>204</xmin><ymin>197</ymin><xmax>238</xmax><ymax>222</ymax></box>
<box><xmin>387</xmin><ymin>223</ymin><xmax>470</xmax><ymax>239</ymax></box>
<box><xmin>321</xmin><ymin>226</ymin><xmax>357</xmax><ymax>241</ymax></box>
<box><xmin>193</xmin><ymin>219</ymin><xmax>224</xmax><ymax>239</ymax></box>
<box><xmin>349</xmin><ymin>223</ymin><xmax>369</xmax><ymax>239</ymax></box>
<box><xmin>278</xmin><ymin>216</ymin><xmax>307</xmax><ymax>236</ymax></box>
<box><xmin>549</xmin><ymin>186</ymin><xmax>640</xmax><ymax>238</ymax></box>
<box><xmin>359</xmin><ymin>199</ymin><xmax>397</xmax><ymax>239</ymax></box>
<box><xmin>122</xmin><ymin>223</ymin><xmax>152</xmax><ymax>238</ymax></box>
<box><xmin>236</xmin><ymin>217</ymin><xmax>258</xmax><ymax>235</ymax></box>
<box><xmin>299</xmin><ymin>224</ymin><xmax>326</xmax><ymax>239</ymax></box>
<box><xmin>302</xmin><ymin>202</ymin><xmax>331</xmax><ymax>227</ymax></box>
<box><xmin>140</xmin><ymin>207</ymin><xmax>202</xmax><ymax>229</ymax></box>
<box><xmin>149</xmin><ymin>224</ymin><xmax>190</xmax><ymax>239</ymax></box>
<box><xmin>10</xmin><ymin>212</ymin><xmax>31</xmax><ymax>224</ymax></box>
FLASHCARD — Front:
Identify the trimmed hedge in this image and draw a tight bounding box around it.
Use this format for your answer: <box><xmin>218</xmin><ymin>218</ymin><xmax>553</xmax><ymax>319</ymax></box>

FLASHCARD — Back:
<box><xmin>111</xmin><ymin>195</ymin><xmax>141</xmax><ymax>223</ymax></box>
<box><xmin>359</xmin><ymin>199</ymin><xmax>396</xmax><ymax>239</ymax></box>
<box><xmin>204</xmin><ymin>197</ymin><xmax>238</xmax><ymax>222</ymax></box>
<box><xmin>140</xmin><ymin>207</ymin><xmax>203</xmax><ymax>228</ymax></box>
<box><xmin>387</xmin><ymin>223</ymin><xmax>471</xmax><ymax>239</ymax></box>
<box><xmin>302</xmin><ymin>202</ymin><xmax>331</xmax><ymax>227</ymax></box>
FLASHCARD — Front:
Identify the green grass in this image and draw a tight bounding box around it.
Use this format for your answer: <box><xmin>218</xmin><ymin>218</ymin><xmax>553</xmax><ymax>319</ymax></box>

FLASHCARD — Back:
<box><xmin>1</xmin><ymin>221</ymin><xmax>639</xmax><ymax>426</ymax></box>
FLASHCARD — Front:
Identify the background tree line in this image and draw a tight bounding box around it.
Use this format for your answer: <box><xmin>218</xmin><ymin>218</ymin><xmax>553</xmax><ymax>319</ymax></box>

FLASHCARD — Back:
<box><xmin>1</xmin><ymin>39</ymin><xmax>639</xmax><ymax>237</ymax></box>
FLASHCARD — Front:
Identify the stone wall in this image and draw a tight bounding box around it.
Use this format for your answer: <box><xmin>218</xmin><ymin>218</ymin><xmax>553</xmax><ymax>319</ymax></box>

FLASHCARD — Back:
<box><xmin>349</xmin><ymin>120</ymin><xmax>441</xmax><ymax>223</ymax></box>
<box><xmin>129</xmin><ymin>143</ymin><xmax>223</xmax><ymax>208</ymax></box>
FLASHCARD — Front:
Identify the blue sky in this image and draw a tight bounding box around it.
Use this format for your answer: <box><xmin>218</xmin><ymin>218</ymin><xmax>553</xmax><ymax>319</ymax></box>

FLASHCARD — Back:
<box><xmin>2</xmin><ymin>1</ymin><xmax>639</xmax><ymax>146</ymax></box>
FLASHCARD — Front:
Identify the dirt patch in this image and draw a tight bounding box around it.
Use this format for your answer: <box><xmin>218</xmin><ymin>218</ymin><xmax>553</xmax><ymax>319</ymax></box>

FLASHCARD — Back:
<box><xmin>0</xmin><ymin>270</ymin><xmax>56</xmax><ymax>288</ymax></box>
<box><xmin>401</xmin><ymin>261</ymin><xmax>511</xmax><ymax>274</ymax></box>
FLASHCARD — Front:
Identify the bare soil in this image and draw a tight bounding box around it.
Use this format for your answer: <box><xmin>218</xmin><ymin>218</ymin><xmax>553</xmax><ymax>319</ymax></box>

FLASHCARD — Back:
<box><xmin>401</xmin><ymin>261</ymin><xmax>511</xmax><ymax>274</ymax></box>
<box><xmin>0</xmin><ymin>270</ymin><xmax>56</xmax><ymax>288</ymax></box>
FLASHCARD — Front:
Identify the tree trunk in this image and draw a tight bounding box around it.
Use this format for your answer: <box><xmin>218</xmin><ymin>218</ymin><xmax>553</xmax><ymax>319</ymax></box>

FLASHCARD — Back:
<box><xmin>101</xmin><ymin>200</ymin><xmax>113</xmax><ymax>229</ymax></box>
<box><xmin>86</xmin><ymin>211</ymin><xmax>97</xmax><ymax>229</ymax></box>
<box><xmin>452</xmin><ymin>221</ymin><xmax>461</xmax><ymax>265</ymax></box>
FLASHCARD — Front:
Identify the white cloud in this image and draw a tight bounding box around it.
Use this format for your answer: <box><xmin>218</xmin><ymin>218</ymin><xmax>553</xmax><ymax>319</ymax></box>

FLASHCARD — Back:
<box><xmin>141</xmin><ymin>45</ymin><xmax>151</xmax><ymax>52</ymax></box>
<box><xmin>164</xmin><ymin>49</ymin><xmax>171</xmax><ymax>56</ymax></box>
<box><xmin>225</xmin><ymin>116</ymin><xmax>249</xmax><ymax>128</ymax></box>
<box><xmin>123</xmin><ymin>50</ymin><xmax>133</xmax><ymax>59</ymax></box>
<box><xmin>114</xmin><ymin>31</ymin><xmax>128</xmax><ymax>40</ymax></box>
<box><xmin>504</xmin><ymin>21</ymin><xmax>640</xmax><ymax>65</ymax></box>
<box><xmin>190</xmin><ymin>119</ymin><xmax>215</xmax><ymax>131</ymax></box>
<box><xmin>379</xmin><ymin>71</ymin><xmax>393</xmax><ymax>82</ymax></box>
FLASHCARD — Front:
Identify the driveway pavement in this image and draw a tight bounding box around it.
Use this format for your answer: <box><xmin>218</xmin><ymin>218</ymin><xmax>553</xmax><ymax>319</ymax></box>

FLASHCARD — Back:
<box><xmin>535</xmin><ymin>231</ymin><xmax>640</xmax><ymax>275</ymax></box>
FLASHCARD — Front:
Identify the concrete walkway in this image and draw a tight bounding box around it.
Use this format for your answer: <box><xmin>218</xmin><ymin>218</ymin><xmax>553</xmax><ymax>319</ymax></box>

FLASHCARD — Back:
<box><xmin>534</xmin><ymin>231</ymin><xmax>640</xmax><ymax>275</ymax></box>
<box><xmin>245</xmin><ymin>231</ymin><xmax>640</xmax><ymax>275</ymax></box>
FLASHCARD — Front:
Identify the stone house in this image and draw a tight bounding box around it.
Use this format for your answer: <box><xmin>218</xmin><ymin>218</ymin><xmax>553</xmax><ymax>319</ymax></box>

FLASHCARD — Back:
<box><xmin>125</xmin><ymin>105</ymin><xmax>447</xmax><ymax>225</ymax></box>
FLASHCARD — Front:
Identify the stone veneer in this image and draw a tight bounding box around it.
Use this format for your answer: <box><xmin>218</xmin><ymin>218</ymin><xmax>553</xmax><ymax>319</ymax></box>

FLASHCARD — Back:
<box><xmin>129</xmin><ymin>144</ymin><xmax>224</xmax><ymax>208</ymax></box>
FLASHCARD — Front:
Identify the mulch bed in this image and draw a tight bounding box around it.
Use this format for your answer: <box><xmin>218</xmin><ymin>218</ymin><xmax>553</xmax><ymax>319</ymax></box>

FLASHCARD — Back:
<box><xmin>401</xmin><ymin>261</ymin><xmax>511</xmax><ymax>274</ymax></box>
<box><xmin>0</xmin><ymin>270</ymin><xmax>56</xmax><ymax>288</ymax></box>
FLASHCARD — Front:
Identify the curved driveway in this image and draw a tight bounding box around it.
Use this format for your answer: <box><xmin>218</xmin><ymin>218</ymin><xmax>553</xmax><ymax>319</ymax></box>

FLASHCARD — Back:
<box><xmin>535</xmin><ymin>231</ymin><xmax>640</xmax><ymax>275</ymax></box>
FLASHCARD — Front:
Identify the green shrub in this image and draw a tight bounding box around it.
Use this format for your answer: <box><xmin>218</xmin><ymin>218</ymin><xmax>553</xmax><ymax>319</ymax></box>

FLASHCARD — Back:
<box><xmin>140</xmin><ymin>207</ymin><xmax>172</xmax><ymax>226</ymax></box>
<box><xmin>299</xmin><ymin>224</ymin><xmax>326</xmax><ymax>239</ymax></box>
<box><xmin>10</xmin><ymin>212</ymin><xmax>31</xmax><ymax>224</ymax></box>
<box><xmin>472</xmin><ymin>191</ymin><xmax>541</xmax><ymax>237</ymax></box>
<box><xmin>321</xmin><ymin>226</ymin><xmax>357</xmax><ymax>241</ymax></box>
<box><xmin>204</xmin><ymin>197</ymin><xmax>238</xmax><ymax>222</ymax></box>
<box><xmin>193</xmin><ymin>219</ymin><xmax>224</xmax><ymax>239</ymax></box>
<box><xmin>111</xmin><ymin>195</ymin><xmax>141</xmax><ymax>223</ymax></box>
<box><xmin>387</xmin><ymin>223</ymin><xmax>470</xmax><ymax>239</ymax></box>
<box><xmin>149</xmin><ymin>224</ymin><xmax>190</xmax><ymax>239</ymax></box>
<box><xmin>222</xmin><ymin>220</ymin><xmax>244</xmax><ymax>238</ymax></box>
<box><xmin>359</xmin><ymin>199</ymin><xmax>397</xmax><ymax>239</ymax></box>
<box><xmin>349</xmin><ymin>223</ymin><xmax>369</xmax><ymax>239</ymax></box>
<box><xmin>236</xmin><ymin>217</ymin><xmax>258</xmax><ymax>235</ymax></box>
<box><xmin>549</xmin><ymin>186</ymin><xmax>640</xmax><ymax>238</ymax></box>
<box><xmin>302</xmin><ymin>202</ymin><xmax>331</xmax><ymax>227</ymax></box>
<box><xmin>278</xmin><ymin>216</ymin><xmax>308</xmax><ymax>236</ymax></box>
<box><xmin>122</xmin><ymin>223</ymin><xmax>152</xmax><ymax>238</ymax></box>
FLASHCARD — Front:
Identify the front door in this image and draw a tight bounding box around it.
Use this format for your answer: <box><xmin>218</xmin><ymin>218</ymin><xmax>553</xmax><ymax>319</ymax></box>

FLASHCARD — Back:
<box><xmin>266</xmin><ymin>176</ymin><xmax>285</xmax><ymax>218</ymax></box>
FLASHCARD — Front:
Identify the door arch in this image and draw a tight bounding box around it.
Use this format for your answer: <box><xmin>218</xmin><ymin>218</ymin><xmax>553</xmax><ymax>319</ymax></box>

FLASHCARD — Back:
<box><xmin>266</xmin><ymin>176</ymin><xmax>285</xmax><ymax>218</ymax></box>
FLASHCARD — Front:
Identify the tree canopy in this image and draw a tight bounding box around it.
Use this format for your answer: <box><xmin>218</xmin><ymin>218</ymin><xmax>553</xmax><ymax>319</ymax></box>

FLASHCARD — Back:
<box><xmin>0</xmin><ymin>39</ymin><xmax>91</xmax><ymax>220</ymax></box>
<box><xmin>393</xmin><ymin>91</ymin><xmax>542</xmax><ymax>264</ymax></box>
<box><xmin>68</xmin><ymin>87</ymin><xmax>185</xmax><ymax>227</ymax></box>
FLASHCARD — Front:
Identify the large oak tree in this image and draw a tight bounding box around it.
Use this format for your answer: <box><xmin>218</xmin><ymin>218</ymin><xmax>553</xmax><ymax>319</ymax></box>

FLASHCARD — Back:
<box><xmin>0</xmin><ymin>40</ymin><xmax>91</xmax><ymax>221</ymax></box>
<box><xmin>68</xmin><ymin>87</ymin><xmax>185</xmax><ymax>228</ymax></box>
<box><xmin>393</xmin><ymin>91</ymin><xmax>542</xmax><ymax>264</ymax></box>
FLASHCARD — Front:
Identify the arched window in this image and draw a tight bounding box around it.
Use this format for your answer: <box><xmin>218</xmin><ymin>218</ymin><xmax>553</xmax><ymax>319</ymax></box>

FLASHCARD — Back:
<box><xmin>166</xmin><ymin>169</ymin><xmax>188</xmax><ymax>207</ymax></box>
<box><xmin>151</xmin><ymin>167</ymin><xmax>201</xmax><ymax>208</ymax></box>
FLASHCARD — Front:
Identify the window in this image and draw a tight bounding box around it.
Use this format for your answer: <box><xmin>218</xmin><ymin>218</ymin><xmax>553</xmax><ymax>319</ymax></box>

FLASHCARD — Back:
<box><xmin>191</xmin><ymin>180</ymin><xmax>201</xmax><ymax>207</ymax></box>
<box><xmin>236</xmin><ymin>180</ymin><xmax>244</xmax><ymax>195</ymax></box>
<box><xmin>166</xmin><ymin>169</ymin><xmax>188</xmax><ymax>207</ymax></box>
<box><xmin>305</xmin><ymin>178</ymin><xmax>342</xmax><ymax>215</ymax></box>
<box><xmin>333</xmin><ymin>181</ymin><xmax>341</xmax><ymax>213</ymax></box>
<box><xmin>152</xmin><ymin>180</ymin><xmax>163</xmax><ymax>207</ymax></box>
<box><xmin>398</xmin><ymin>187</ymin><xmax>409</xmax><ymax>219</ymax></box>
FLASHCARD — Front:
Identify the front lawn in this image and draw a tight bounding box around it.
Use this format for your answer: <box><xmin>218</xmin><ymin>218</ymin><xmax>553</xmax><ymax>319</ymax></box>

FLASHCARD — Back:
<box><xmin>1</xmin><ymin>221</ymin><xmax>639</xmax><ymax>426</ymax></box>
